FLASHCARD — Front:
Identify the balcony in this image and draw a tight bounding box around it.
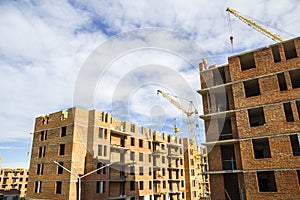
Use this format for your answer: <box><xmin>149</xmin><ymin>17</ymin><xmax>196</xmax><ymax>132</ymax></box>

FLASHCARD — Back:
<box><xmin>168</xmin><ymin>164</ymin><xmax>179</xmax><ymax>169</ymax></box>
<box><xmin>110</xmin><ymin>124</ymin><xmax>130</xmax><ymax>136</ymax></box>
<box><xmin>169</xmin><ymin>190</ymin><xmax>184</xmax><ymax>194</ymax></box>
<box><xmin>153</xmin><ymin>187</ymin><xmax>166</xmax><ymax>195</ymax></box>
<box><xmin>153</xmin><ymin>149</ymin><xmax>166</xmax><ymax>155</ymax></box>
<box><xmin>194</xmin><ymin>155</ymin><xmax>202</xmax><ymax>160</ymax></box>
<box><xmin>110</xmin><ymin>143</ymin><xmax>129</xmax><ymax>150</ymax></box>
<box><xmin>153</xmin><ymin>165</ymin><xmax>161</xmax><ymax>169</ymax></box>
<box><xmin>168</xmin><ymin>152</ymin><xmax>181</xmax><ymax>158</ymax></box>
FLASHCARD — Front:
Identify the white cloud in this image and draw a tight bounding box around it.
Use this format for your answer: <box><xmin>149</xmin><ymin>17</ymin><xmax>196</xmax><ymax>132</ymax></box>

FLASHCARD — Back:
<box><xmin>0</xmin><ymin>0</ymin><xmax>300</xmax><ymax>166</ymax></box>
<box><xmin>0</xmin><ymin>0</ymin><xmax>107</xmax><ymax>141</ymax></box>
<box><xmin>0</xmin><ymin>147</ymin><xmax>12</xmax><ymax>150</ymax></box>
<box><xmin>86</xmin><ymin>0</ymin><xmax>300</xmax><ymax>53</ymax></box>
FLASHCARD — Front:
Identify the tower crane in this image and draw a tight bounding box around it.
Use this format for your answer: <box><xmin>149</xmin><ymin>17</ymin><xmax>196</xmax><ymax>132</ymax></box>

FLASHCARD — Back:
<box><xmin>157</xmin><ymin>90</ymin><xmax>199</xmax><ymax>144</ymax></box>
<box><xmin>226</xmin><ymin>7</ymin><xmax>284</xmax><ymax>44</ymax></box>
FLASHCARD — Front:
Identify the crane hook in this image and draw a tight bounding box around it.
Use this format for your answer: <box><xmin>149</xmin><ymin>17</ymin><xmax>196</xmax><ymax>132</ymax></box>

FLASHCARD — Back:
<box><xmin>230</xmin><ymin>36</ymin><xmax>234</xmax><ymax>53</ymax></box>
<box><xmin>230</xmin><ymin>36</ymin><xmax>233</xmax><ymax>44</ymax></box>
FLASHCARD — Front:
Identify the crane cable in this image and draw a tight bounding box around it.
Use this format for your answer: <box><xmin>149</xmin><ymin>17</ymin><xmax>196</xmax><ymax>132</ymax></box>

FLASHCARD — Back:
<box><xmin>227</xmin><ymin>12</ymin><xmax>234</xmax><ymax>53</ymax></box>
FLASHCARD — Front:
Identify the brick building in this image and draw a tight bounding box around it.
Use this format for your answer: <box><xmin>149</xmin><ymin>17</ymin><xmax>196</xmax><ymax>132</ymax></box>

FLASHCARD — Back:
<box><xmin>194</xmin><ymin>146</ymin><xmax>209</xmax><ymax>199</ymax></box>
<box><xmin>183</xmin><ymin>139</ymin><xmax>209</xmax><ymax>200</ymax></box>
<box><xmin>199</xmin><ymin>37</ymin><xmax>300</xmax><ymax>199</ymax></box>
<box><xmin>27</xmin><ymin>107</ymin><xmax>208</xmax><ymax>200</ymax></box>
<box><xmin>0</xmin><ymin>168</ymin><xmax>28</xmax><ymax>198</ymax></box>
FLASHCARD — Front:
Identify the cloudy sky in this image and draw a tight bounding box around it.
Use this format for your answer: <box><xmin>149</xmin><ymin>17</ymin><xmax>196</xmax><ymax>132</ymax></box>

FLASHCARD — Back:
<box><xmin>0</xmin><ymin>0</ymin><xmax>299</xmax><ymax>168</ymax></box>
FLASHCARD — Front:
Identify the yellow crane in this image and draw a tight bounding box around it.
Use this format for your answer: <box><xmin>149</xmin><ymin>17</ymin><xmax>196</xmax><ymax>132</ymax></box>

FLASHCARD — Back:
<box><xmin>157</xmin><ymin>89</ymin><xmax>199</xmax><ymax>144</ymax></box>
<box><xmin>226</xmin><ymin>7</ymin><xmax>284</xmax><ymax>43</ymax></box>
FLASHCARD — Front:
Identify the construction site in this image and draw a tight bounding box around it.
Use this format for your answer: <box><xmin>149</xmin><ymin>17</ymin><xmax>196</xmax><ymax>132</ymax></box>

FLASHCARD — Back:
<box><xmin>23</xmin><ymin>7</ymin><xmax>300</xmax><ymax>200</ymax></box>
<box><xmin>198</xmin><ymin>7</ymin><xmax>300</xmax><ymax>200</ymax></box>
<box><xmin>26</xmin><ymin>107</ymin><xmax>209</xmax><ymax>200</ymax></box>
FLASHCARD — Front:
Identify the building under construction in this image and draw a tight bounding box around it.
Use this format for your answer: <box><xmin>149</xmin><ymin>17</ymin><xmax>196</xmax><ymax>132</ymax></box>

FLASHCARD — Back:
<box><xmin>199</xmin><ymin>36</ymin><xmax>300</xmax><ymax>199</ymax></box>
<box><xmin>0</xmin><ymin>168</ymin><xmax>28</xmax><ymax>198</ymax></box>
<box><xmin>26</xmin><ymin>107</ymin><xmax>209</xmax><ymax>200</ymax></box>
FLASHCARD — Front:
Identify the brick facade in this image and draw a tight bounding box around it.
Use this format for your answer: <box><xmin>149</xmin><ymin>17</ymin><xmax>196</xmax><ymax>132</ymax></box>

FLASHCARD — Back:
<box><xmin>199</xmin><ymin>37</ymin><xmax>300</xmax><ymax>200</ymax></box>
<box><xmin>27</xmin><ymin>107</ymin><xmax>208</xmax><ymax>200</ymax></box>
<box><xmin>0</xmin><ymin>168</ymin><xmax>28</xmax><ymax>198</ymax></box>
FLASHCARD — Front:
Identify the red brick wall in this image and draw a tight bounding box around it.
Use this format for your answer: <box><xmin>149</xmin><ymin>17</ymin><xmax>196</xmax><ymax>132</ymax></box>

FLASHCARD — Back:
<box><xmin>209</xmin><ymin>174</ymin><xmax>225</xmax><ymax>200</ymax></box>
<box><xmin>244</xmin><ymin>171</ymin><xmax>300</xmax><ymax>200</ymax></box>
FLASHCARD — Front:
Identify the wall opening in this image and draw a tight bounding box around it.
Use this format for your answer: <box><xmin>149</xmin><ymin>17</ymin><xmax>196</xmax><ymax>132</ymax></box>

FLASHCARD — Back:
<box><xmin>42</xmin><ymin>146</ymin><xmax>46</xmax><ymax>157</ymax></box>
<box><xmin>219</xmin><ymin>117</ymin><xmax>233</xmax><ymax>140</ymax></box>
<box><xmin>205</xmin><ymin>93</ymin><xmax>212</xmax><ymax>114</ymax></box>
<box><xmin>34</xmin><ymin>181</ymin><xmax>42</xmax><ymax>193</ymax></box>
<box><xmin>97</xmin><ymin>162</ymin><xmax>107</xmax><ymax>174</ymax></box>
<box><xmin>56</xmin><ymin>181</ymin><xmax>62</xmax><ymax>194</ymax></box>
<box><xmin>130</xmin><ymin>166</ymin><xmax>135</xmax><ymax>175</ymax></box>
<box><xmin>140</xmin><ymin>181</ymin><xmax>144</xmax><ymax>190</ymax></box>
<box><xmin>296</xmin><ymin>101</ymin><xmax>300</xmax><ymax>118</ymax></box>
<box><xmin>215</xmin><ymin>92</ymin><xmax>229</xmax><ymax>112</ymax></box>
<box><xmin>239</xmin><ymin>53</ymin><xmax>256</xmax><ymax>71</ymax></box>
<box><xmin>139</xmin><ymin>166</ymin><xmax>143</xmax><ymax>175</ymax></box>
<box><xmin>40</xmin><ymin>131</ymin><xmax>47</xmax><ymax>141</ymax></box>
<box><xmin>252</xmin><ymin>138</ymin><xmax>271</xmax><ymax>159</ymax></box>
<box><xmin>120</xmin><ymin>136</ymin><xmax>125</xmax><ymax>147</ymax></box>
<box><xmin>139</xmin><ymin>139</ymin><xmax>143</xmax><ymax>148</ymax></box>
<box><xmin>139</xmin><ymin>153</ymin><xmax>143</xmax><ymax>162</ymax></box>
<box><xmin>57</xmin><ymin>162</ymin><xmax>63</xmax><ymax>174</ymax></box>
<box><xmin>59</xmin><ymin>144</ymin><xmax>65</xmax><ymax>156</ymax></box>
<box><xmin>244</xmin><ymin>79</ymin><xmax>260</xmax><ymax>97</ymax></box>
<box><xmin>130</xmin><ymin>151</ymin><xmax>135</xmax><ymax>161</ymax></box>
<box><xmin>283</xmin><ymin>40</ymin><xmax>297</xmax><ymax>60</ymax></box>
<box><xmin>61</xmin><ymin>126</ymin><xmax>67</xmax><ymax>137</ymax></box>
<box><xmin>96</xmin><ymin>181</ymin><xmax>105</xmax><ymax>193</ymax></box>
<box><xmin>257</xmin><ymin>171</ymin><xmax>277</xmax><ymax>192</ymax></box>
<box><xmin>37</xmin><ymin>164</ymin><xmax>41</xmax><ymax>175</ymax></box>
<box><xmin>130</xmin><ymin>181</ymin><xmax>135</xmax><ymax>191</ymax></box>
<box><xmin>38</xmin><ymin>146</ymin><xmax>43</xmax><ymax>158</ymax></box>
<box><xmin>277</xmin><ymin>73</ymin><xmax>287</xmax><ymax>91</ymax></box>
<box><xmin>290</xmin><ymin>134</ymin><xmax>300</xmax><ymax>156</ymax></box>
<box><xmin>297</xmin><ymin>170</ymin><xmax>300</xmax><ymax>185</ymax></box>
<box><xmin>248</xmin><ymin>107</ymin><xmax>265</xmax><ymax>127</ymax></box>
<box><xmin>99</xmin><ymin>128</ymin><xmax>103</xmax><ymax>138</ymax></box>
<box><xmin>283</xmin><ymin>102</ymin><xmax>294</xmax><ymax>122</ymax></box>
<box><xmin>130</xmin><ymin>124</ymin><xmax>135</xmax><ymax>132</ymax></box>
<box><xmin>271</xmin><ymin>45</ymin><xmax>281</xmax><ymax>63</ymax></box>
<box><xmin>224</xmin><ymin>174</ymin><xmax>240</xmax><ymax>200</ymax></box>
<box><xmin>289</xmin><ymin>69</ymin><xmax>300</xmax><ymax>88</ymax></box>
<box><xmin>221</xmin><ymin>145</ymin><xmax>236</xmax><ymax>170</ymax></box>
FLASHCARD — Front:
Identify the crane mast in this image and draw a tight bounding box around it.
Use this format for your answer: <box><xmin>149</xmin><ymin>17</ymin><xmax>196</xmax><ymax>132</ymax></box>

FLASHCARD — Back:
<box><xmin>226</xmin><ymin>7</ymin><xmax>284</xmax><ymax>43</ymax></box>
<box><xmin>157</xmin><ymin>90</ymin><xmax>199</xmax><ymax>144</ymax></box>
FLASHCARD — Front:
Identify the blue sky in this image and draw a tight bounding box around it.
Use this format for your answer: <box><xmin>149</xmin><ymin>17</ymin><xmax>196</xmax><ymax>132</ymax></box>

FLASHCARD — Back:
<box><xmin>0</xmin><ymin>0</ymin><xmax>300</xmax><ymax>168</ymax></box>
